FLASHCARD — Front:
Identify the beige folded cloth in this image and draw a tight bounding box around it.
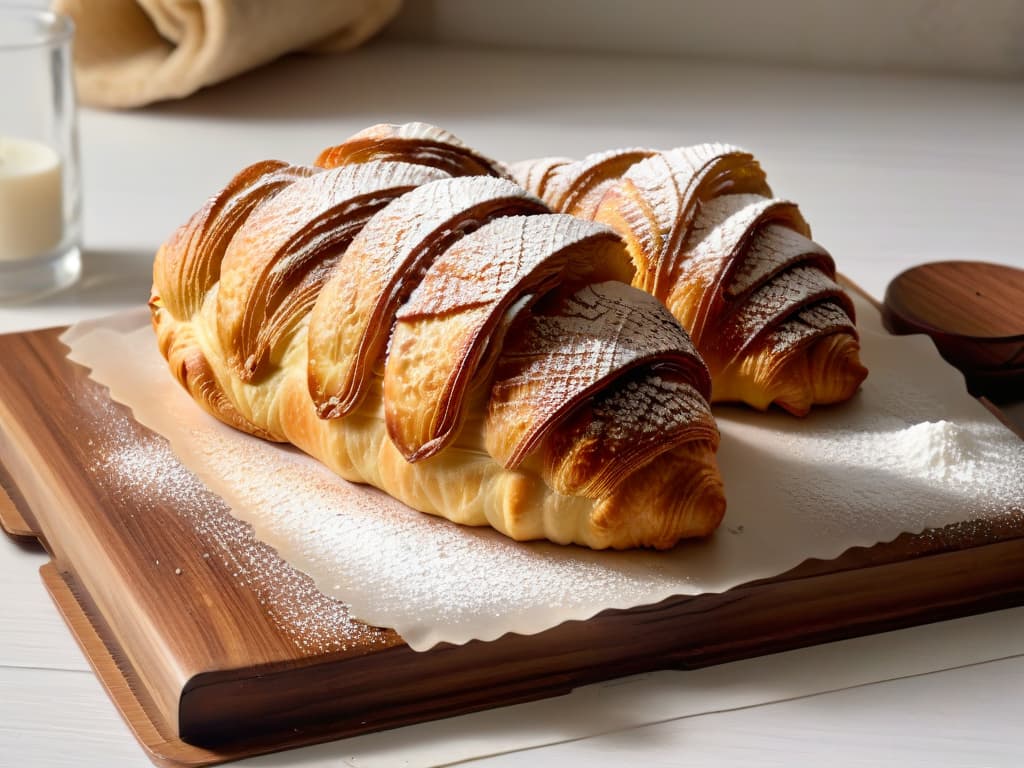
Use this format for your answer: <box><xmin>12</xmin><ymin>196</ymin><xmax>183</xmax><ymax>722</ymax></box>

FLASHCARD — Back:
<box><xmin>55</xmin><ymin>0</ymin><xmax>401</xmax><ymax>108</ymax></box>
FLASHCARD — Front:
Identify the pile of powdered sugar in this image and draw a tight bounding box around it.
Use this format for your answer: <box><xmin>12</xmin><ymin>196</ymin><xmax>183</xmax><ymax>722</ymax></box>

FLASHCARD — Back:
<box><xmin>63</xmin><ymin>293</ymin><xmax>1023</xmax><ymax>651</ymax></box>
<box><xmin>888</xmin><ymin>420</ymin><xmax>990</xmax><ymax>482</ymax></box>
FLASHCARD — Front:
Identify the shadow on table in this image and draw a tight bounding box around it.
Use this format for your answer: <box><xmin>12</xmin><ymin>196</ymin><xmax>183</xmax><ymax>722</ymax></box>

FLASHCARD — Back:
<box><xmin>139</xmin><ymin>41</ymin><xmax>704</xmax><ymax>124</ymax></box>
<box><xmin>42</xmin><ymin>247</ymin><xmax>153</xmax><ymax>310</ymax></box>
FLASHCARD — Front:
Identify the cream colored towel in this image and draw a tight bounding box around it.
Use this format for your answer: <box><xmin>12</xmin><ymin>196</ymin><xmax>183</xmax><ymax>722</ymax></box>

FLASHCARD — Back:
<box><xmin>55</xmin><ymin>0</ymin><xmax>402</xmax><ymax>108</ymax></box>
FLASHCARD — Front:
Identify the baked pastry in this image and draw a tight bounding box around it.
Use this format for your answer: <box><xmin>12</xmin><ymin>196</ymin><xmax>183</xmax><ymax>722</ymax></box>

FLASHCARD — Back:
<box><xmin>512</xmin><ymin>146</ymin><xmax>868</xmax><ymax>415</ymax></box>
<box><xmin>151</xmin><ymin>127</ymin><xmax>725</xmax><ymax>549</ymax></box>
<box><xmin>315</xmin><ymin>121</ymin><xmax>512</xmax><ymax>179</ymax></box>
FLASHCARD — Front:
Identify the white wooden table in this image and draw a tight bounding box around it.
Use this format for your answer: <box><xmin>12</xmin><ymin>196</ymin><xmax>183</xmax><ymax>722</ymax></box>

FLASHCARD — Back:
<box><xmin>1</xmin><ymin>42</ymin><xmax>1022</xmax><ymax>767</ymax></box>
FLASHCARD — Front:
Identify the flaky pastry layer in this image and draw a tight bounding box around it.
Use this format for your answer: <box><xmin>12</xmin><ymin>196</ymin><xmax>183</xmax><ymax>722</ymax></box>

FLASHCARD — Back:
<box><xmin>514</xmin><ymin>145</ymin><xmax>870</xmax><ymax>415</ymax></box>
<box><xmin>152</xmin><ymin>294</ymin><xmax>724</xmax><ymax>549</ymax></box>
<box><xmin>151</xmin><ymin>129</ymin><xmax>727</xmax><ymax>550</ymax></box>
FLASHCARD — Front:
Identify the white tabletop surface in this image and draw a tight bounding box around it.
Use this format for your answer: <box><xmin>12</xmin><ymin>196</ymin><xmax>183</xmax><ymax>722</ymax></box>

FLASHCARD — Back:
<box><xmin>1</xmin><ymin>41</ymin><xmax>1023</xmax><ymax>767</ymax></box>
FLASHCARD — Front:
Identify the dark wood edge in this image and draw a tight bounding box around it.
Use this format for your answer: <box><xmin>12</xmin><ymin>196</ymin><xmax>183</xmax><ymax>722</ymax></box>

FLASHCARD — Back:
<box><xmin>41</xmin><ymin>563</ymin><xmax>226</xmax><ymax>768</ymax></box>
<box><xmin>0</xmin><ymin>486</ymin><xmax>34</xmax><ymax>539</ymax></box>
<box><xmin>138</xmin><ymin>531</ymin><xmax>1024</xmax><ymax>752</ymax></box>
<box><xmin>980</xmin><ymin>397</ymin><xmax>1024</xmax><ymax>440</ymax></box>
<box><xmin>0</xmin><ymin>460</ymin><xmax>40</xmax><ymax>540</ymax></box>
<box><xmin>41</xmin><ymin>560</ymin><xmax>582</xmax><ymax>765</ymax></box>
<box><xmin>36</xmin><ymin>524</ymin><xmax>1024</xmax><ymax>764</ymax></box>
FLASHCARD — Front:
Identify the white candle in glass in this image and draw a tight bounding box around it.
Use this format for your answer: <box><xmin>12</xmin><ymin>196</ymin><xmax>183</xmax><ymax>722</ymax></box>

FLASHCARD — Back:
<box><xmin>0</xmin><ymin>136</ymin><xmax>64</xmax><ymax>262</ymax></box>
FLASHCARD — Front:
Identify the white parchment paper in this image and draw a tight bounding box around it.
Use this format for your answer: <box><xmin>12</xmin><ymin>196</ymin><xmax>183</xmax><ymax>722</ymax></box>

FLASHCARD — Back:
<box><xmin>62</xmin><ymin>294</ymin><xmax>1023</xmax><ymax>651</ymax></box>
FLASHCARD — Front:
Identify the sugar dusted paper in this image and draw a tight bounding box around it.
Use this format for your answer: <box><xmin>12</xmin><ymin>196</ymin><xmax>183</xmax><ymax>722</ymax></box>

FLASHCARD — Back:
<box><xmin>63</xmin><ymin>294</ymin><xmax>1023</xmax><ymax>651</ymax></box>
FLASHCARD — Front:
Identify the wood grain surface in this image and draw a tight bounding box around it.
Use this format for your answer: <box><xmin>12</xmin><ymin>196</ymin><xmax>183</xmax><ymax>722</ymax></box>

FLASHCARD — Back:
<box><xmin>882</xmin><ymin>261</ymin><xmax>1024</xmax><ymax>401</ymax></box>
<box><xmin>0</xmin><ymin>320</ymin><xmax>1022</xmax><ymax>767</ymax></box>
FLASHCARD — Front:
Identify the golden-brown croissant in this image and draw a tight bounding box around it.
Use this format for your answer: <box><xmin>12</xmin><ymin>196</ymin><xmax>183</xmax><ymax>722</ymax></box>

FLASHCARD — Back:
<box><xmin>512</xmin><ymin>146</ymin><xmax>868</xmax><ymax>415</ymax></box>
<box><xmin>150</xmin><ymin>125</ymin><xmax>725</xmax><ymax>549</ymax></box>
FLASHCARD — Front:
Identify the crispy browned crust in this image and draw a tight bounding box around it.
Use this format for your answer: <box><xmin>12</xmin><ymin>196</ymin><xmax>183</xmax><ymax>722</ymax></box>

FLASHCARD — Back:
<box><xmin>516</xmin><ymin>145</ymin><xmax>869</xmax><ymax>415</ymax></box>
<box><xmin>150</xmin><ymin>291</ymin><xmax>281</xmax><ymax>443</ymax></box>
<box><xmin>150</xmin><ymin>124</ymin><xmax>726</xmax><ymax>550</ymax></box>
<box><xmin>316</xmin><ymin>122</ymin><xmax>512</xmax><ymax>179</ymax></box>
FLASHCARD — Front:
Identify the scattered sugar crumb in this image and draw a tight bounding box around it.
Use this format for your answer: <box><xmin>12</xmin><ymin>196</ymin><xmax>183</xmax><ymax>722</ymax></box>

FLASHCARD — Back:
<box><xmin>79</xmin><ymin>387</ymin><xmax>384</xmax><ymax>655</ymax></box>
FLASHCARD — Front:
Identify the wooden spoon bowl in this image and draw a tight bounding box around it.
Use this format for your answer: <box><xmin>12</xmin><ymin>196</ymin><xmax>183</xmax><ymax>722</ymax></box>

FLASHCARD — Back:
<box><xmin>882</xmin><ymin>261</ymin><xmax>1024</xmax><ymax>402</ymax></box>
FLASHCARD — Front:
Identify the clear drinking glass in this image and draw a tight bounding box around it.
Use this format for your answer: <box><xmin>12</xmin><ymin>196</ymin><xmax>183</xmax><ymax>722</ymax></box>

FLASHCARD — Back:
<box><xmin>0</xmin><ymin>6</ymin><xmax>81</xmax><ymax>302</ymax></box>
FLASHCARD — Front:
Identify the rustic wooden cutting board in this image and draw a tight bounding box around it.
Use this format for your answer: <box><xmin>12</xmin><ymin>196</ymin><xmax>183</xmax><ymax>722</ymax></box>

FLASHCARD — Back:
<box><xmin>1</xmin><ymin>298</ymin><xmax>1023</xmax><ymax>767</ymax></box>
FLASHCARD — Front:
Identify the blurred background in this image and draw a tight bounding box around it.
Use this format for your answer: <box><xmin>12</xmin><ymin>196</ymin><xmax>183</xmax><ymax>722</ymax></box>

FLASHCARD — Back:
<box><xmin>2</xmin><ymin>0</ymin><xmax>1022</xmax><ymax>325</ymax></box>
<box><xmin>387</xmin><ymin>0</ymin><xmax>1024</xmax><ymax>77</ymax></box>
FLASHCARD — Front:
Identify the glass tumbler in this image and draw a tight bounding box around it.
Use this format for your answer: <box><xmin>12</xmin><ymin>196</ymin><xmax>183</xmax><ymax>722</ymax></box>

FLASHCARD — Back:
<box><xmin>0</xmin><ymin>7</ymin><xmax>81</xmax><ymax>302</ymax></box>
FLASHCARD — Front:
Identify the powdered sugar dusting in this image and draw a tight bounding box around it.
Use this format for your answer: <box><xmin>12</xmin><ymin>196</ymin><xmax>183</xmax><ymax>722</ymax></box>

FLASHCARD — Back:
<box><xmin>566</xmin><ymin>143</ymin><xmax>860</xmax><ymax>400</ymax></box>
<box><xmin>612</xmin><ymin>146</ymin><xmax>767</xmax><ymax>299</ymax></box>
<box><xmin>509</xmin><ymin>156</ymin><xmax>572</xmax><ymax>201</ymax></box>
<box><xmin>743</xmin><ymin>411</ymin><xmax>1024</xmax><ymax>542</ymax></box>
<box><xmin>729</xmin><ymin>222</ymin><xmax>829</xmax><ymax>298</ymax></box>
<box><xmin>307</xmin><ymin>176</ymin><xmax>543</xmax><ymax>411</ymax></box>
<box><xmin>715</xmin><ymin>302</ymin><xmax>1023</xmax><ymax>544</ymax></box>
<box><xmin>488</xmin><ymin>281</ymin><xmax>708</xmax><ymax>466</ymax></box>
<box><xmin>758</xmin><ymin>301</ymin><xmax>856</xmax><ymax>359</ymax></box>
<box><xmin>183</xmin><ymin>428</ymin><xmax>698</xmax><ymax>644</ymax></box>
<box><xmin>64</xmin><ymin>291</ymin><xmax>1023</xmax><ymax>652</ymax></box>
<box><xmin>591</xmin><ymin>375</ymin><xmax>712</xmax><ymax>442</ymax></box>
<box><xmin>730</xmin><ymin>265</ymin><xmax>845</xmax><ymax>344</ymax></box>
<box><xmin>399</xmin><ymin>214</ymin><xmax>605</xmax><ymax>317</ymax></box>
<box><xmin>493</xmin><ymin>281</ymin><xmax>700</xmax><ymax>403</ymax></box>
<box><xmin>76</xmin><ymin>387</ymin><xmax>384</xmax><ymax>654</ymax></box>
<box><xmin>319</xmin><ymin>122</ymin><xmax>512</xmax><ymax>179</ymax></box>
<box><xmin>543</xmin><ymin>147</ymin><xmax>655</xmax><ymax>216</ymax></box>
